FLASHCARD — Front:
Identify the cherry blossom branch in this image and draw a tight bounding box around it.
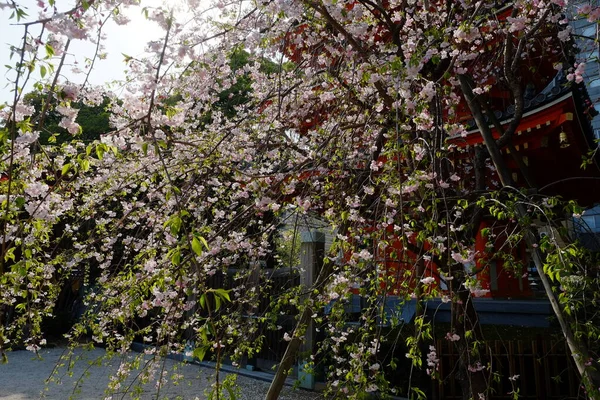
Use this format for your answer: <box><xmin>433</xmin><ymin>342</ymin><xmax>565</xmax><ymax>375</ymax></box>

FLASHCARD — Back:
<box><xmin>11</xmin><ymin>0</ymin><xmax>96</xmax><ymax>27</ymax></box>
<box><xmin>35</xmin><ymin>39</ymin><xmax>71</xmax><ymax>133</ymax></box>
<box><xmin>498</xmin><ymin>7</ymin><xmax>551</xmax><ymax>148</ymax></box>
<box><xmin>81</xmin><ymin>9</ymin><xmax>114</xmax><ymax>90</ymax></box>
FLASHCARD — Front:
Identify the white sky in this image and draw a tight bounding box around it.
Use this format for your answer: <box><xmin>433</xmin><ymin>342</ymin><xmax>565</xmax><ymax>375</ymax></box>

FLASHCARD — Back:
<box><xmin>0</xmin><ymin>0</ymin><xmax>175</xmax><ymax>104</ymax></box>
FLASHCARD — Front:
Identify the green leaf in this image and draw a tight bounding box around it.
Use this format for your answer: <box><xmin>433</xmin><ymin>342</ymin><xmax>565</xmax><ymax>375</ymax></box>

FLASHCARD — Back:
<box><xmin>341</xmin><ymin>210</ymin><xmax>348</xmax><ymax>222</ymax></box>
<box><xmin>4</xmin><ymin>247</ymin><xmax>15</xmax><ymax>262</ymax></box>
<box><xmin>193</xmin><ymin>346</ymin><xmax>208</xmax><ymax>361</ymax></box>
<box><xmin>171</xmin><ymin>249</ymin><xmax>181</xmax><ymax>266</ymax></box>
<box><xmin>169</xmin><ymin>216</ymin><xmax>181</xmax><ymax>236</ymax></box>
<box><xmin>213</xmin><ymin>288</ymin><xmax>231</xmax><ymax>302</ymax></box>
<box><xmin>225</xmin><ymin>385</ymin><xmax>236</xmax><ymax>399</ymax></box>
<box><xmin>40</xmin><ymin>65</ymin><xmax>46</xmax><ymax>78</ymax></box>
<box><xmin>199</xmin><ymin>236</ymin><xmax>209</xmax><ymax>250</ymax></box>
<box><xmin>45</xmin><ymin>44</ymin><xmax>54</xmax><ymax>58</ymax></box>
<box><xmin>15</xmin><ymin>7</ymin><xmax>28</xmax><ymax>21</ymax></box>
<box><xmin>61</xmin><ymin>163</ymin><xmax>71</xmax><ymax>176</ymax></box>
<box><xmin>200</xmin><ymin>325</ymin><xmax>209</xmax><ymax>343</ymax></box>
<box><xmin>13</xmin><ymin>263</ymin><xmax>26</xmax><ymax>276</ymax></box>
<box><xmin>96</xmin><ymin>144</ymin><xmax>105</xmax><ymax>160</ymax></box>
<box><xmin>79</xmin><ymin>158</ymin><xmax>90</xmax><ymax>172</ymax></box>
<box><xmin>191</xmin><ymin>237</ymin><xmax>203</xmax><ymax>256</ymax></box>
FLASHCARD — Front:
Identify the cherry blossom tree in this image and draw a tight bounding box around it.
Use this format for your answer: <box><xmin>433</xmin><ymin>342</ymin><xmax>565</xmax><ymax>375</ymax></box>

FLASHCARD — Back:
<box><xmin>2</xmin><ymin>0</ymin><xmax>600</xmax><ymax>399</ymax></box>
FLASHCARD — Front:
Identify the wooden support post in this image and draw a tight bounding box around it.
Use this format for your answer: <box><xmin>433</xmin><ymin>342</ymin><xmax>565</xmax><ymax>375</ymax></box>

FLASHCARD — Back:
<box><xmin>297</xmin><ymin>230</ymin><xmax>325</xmax><ymax>390</ymax></box>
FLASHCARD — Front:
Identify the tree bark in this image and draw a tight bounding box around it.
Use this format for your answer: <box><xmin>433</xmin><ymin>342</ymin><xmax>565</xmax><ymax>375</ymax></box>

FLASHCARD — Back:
<box><xmin>523</xmin><ymin>225</ymin><xmax>600</xmax><ymax>397</ymax></box>
<box><xmin>265</xmin><ymin>303</ymin><xmax>314</xmax><ymax>400</ymax></box>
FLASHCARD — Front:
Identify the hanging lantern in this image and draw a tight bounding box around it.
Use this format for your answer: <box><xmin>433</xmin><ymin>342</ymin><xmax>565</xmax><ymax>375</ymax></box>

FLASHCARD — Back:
<box><xmin>559</xmin><ymin>130</ymin><xmax>570</xmax><ymax>148</ymax></box>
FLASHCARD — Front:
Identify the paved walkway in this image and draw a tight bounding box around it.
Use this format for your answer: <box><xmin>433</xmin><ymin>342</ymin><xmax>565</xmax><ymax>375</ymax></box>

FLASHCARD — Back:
<box><xmin>0</xmin><ymin>347</ymin><xmax>320</xmax><ymax>400</ymax></box>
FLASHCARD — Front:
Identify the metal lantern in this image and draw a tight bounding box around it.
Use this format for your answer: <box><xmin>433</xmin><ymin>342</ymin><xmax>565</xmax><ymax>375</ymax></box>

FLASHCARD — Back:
<box><xmin>559</xmin><ymin>130</ymin><xmax>570</xmax><ymax>148</ymax></box>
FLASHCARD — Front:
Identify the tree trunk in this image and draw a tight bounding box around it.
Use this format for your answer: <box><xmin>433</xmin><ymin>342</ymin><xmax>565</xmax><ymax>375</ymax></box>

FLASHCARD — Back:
<box><xmin>521</xmin><ymin>218</ymin><xmax>600</xmax><ymax>398</ymax></box>
<box><xmin>265</xmin><ymin>304</ymin><xmax>313</xmax><ymax>400</ymax></box>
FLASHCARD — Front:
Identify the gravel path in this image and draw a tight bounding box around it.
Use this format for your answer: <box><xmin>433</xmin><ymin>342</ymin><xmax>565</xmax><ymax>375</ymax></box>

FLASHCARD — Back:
<box><xmin>0</xmin><ymin>347</ymin><xmax>321</xmax><ymax>400</ymax></box>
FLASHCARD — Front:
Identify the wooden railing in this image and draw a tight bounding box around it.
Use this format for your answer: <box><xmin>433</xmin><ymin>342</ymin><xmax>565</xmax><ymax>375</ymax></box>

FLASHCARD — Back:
<box><xmin>436</xmin><ymin>339</ymin><xmax>585</xmax><ymax>399</ymax></box>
